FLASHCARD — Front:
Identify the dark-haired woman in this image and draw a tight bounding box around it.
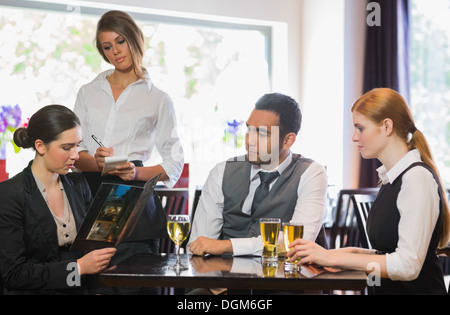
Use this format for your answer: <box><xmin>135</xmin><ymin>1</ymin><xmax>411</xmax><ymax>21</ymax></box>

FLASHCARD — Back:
<box><xmin>287</xmin><ymin>88</ymin><xmax>449</xmax><ymax>295</ymax></box>
<box><xmin>0</xmin><ymin>105</ymin><xmax>116</xmax><ymax>294</ymax></box>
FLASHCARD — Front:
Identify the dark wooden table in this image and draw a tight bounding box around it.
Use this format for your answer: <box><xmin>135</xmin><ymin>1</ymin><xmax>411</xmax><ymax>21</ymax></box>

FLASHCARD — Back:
<box><xmin>99</xmin><ymin>253</ymin><xmax>368</xmax><ymax>293</ymax></box>
<box><xmin>438</xmin><ymin>244</ymin><xmax>450</xmax><ymax>256</ymax></box>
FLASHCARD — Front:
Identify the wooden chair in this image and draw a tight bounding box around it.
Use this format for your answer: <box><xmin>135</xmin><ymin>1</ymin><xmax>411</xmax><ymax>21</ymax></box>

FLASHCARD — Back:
<box><xmin>191</xmin><ymin>187</ymin><xmax>202</xmax><ymax>222</ymax></box>
<box><xmin>328</xmin><ymin>188</ymin><xmax>379</xmax><ymax>249</ymax></box>
<box><xmin>438</xmin><ymin>189</ymin><xmax>450</xmax><ymax>278</ymax></box>
<box><xmin>155</xmin><ymin>188</ymin><xmax>189</xmax><ymax>216</ymax></box>
<box><xmin>351</xmin><ymin>194</ymin><xmax>377</xmax><ymax>249</ymax></box>
<box><xmin>154</xmin><ymin>188</ymin><xmax>189</xmax><ymax>295</ymax></box>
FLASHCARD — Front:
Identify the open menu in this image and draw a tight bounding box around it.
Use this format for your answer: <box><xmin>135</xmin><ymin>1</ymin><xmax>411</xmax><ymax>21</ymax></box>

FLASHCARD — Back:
<box><xmin>70</xmin><ymin>173</ymin><xmax>161</xmax><ymax>251</ymax></box>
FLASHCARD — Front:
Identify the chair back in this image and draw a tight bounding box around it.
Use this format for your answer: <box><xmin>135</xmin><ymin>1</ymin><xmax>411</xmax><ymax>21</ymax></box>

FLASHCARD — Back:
<box><xmin>156</xmin><ymin>188</ymin><xmax>189</xmax><ymax>215</ymax></box>
<box><xmin>191</xmin><ymin>187</ymin><xmax>203</xmax><ymax>222</ymax></box>
<box><xmin>351</xmin><ymin>194</ymin><xmax>377</xmax><ymax>249</ymax></box>
<box><xmin>329</xmin><ymin>188</ymin><xmax>379</xmax><ymax>249</ymax></box>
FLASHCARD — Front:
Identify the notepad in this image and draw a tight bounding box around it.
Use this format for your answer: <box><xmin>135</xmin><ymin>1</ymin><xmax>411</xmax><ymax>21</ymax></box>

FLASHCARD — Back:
<box><xmin>101</xmin><ymin>155</ymin><xmax>128</xmax><ymax>175</ymax></box>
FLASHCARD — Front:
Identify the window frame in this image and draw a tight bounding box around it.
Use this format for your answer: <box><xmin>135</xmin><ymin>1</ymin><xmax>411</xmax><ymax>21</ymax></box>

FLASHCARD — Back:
<box><xmin>0</xmin><ymin>0</ymin><xmax>273</xmax><ymax>88</ymax></box>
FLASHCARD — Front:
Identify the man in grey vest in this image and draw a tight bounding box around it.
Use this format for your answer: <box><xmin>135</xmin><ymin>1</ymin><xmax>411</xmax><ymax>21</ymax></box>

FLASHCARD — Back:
<box><xmin>189</xmin><ymin>93</ymin><xmax>327</xmax><ymax>257</ymax></box>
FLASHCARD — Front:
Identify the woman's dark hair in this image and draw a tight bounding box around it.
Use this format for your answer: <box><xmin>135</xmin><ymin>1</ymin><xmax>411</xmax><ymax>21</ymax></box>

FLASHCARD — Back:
<box><xmin>14</xmin><ymin>105</ymin><xmax>80</xmax><ymax>150</ymax></box>
<box><xmin>255</xmin><ymin>93</ymin><xmax>302</xmax><ymax>138</ymax></box>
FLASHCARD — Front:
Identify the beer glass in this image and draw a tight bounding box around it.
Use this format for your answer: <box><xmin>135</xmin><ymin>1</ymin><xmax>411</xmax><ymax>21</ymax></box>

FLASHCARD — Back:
<box><xmin>262</xmin><ymin>260</ymin><xmax>278</xmax><ymax>278</ymax></box>
<box><xmin>260</xmin><ymin>218</ymin><xmax>281</xmax><ymax>262</ymax></box>
<box><xmin>283</xmin><ymin>222</ymin><xmax>304</xmax><ymax>271</ymax></box>
<box><xmin>167</xmin><ymin>214</ymin><xmax>191</xmax><ymax>271</ymax></box>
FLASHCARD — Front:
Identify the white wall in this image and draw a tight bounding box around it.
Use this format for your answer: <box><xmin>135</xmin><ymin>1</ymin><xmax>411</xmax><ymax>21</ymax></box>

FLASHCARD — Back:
<box><xmin>299</xmin><ymin>0</ymin><xmax>345</xmax><ymax>188</ymax></box>
<box><xmin>298</xmin><ymin>0</ymin><xmax>366</xmax><ymax>189</ymax></box>
<box><xmin>343</xmin><ymin>0</ymin><xmax>367</xmax><ymax>188</ymax></box>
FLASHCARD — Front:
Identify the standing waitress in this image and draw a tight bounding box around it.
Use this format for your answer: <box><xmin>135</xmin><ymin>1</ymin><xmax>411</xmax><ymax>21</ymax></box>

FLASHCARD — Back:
<box><xmin>73</xmin><ymin>10</ymin><xmax>184</xmax><ymax>263</ymax></box>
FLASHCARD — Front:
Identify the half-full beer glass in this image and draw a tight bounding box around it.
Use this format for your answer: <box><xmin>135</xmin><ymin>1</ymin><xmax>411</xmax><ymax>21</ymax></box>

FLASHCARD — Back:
<box><xmin>283</xmin><ymin>222</ymin><xmax>304</xmax><ymax>272</ymax></box>
<box><xmin>260</xmin><ymin>218</ymin><xmax>281</xmax><ymax>262</ymax></box>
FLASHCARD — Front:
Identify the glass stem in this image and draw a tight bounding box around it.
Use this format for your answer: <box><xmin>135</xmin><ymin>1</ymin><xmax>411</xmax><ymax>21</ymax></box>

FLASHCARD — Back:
<box><xmin>175</xmin><ymin>244</ymin><xmax>180</xmax><ymax>265</ymax></box>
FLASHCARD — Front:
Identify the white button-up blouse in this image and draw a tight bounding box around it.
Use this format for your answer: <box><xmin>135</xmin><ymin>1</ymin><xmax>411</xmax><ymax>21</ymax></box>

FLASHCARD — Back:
<box><xmin>74</xmin><ymin>69</ymin><xmax>184</xmax><ymax>188</ymax></box>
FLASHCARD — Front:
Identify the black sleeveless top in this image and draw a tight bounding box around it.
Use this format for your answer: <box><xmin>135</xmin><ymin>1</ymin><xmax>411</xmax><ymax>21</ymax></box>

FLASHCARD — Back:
<box><xmin>367</xmin><ymin>162</ymin><xmax>446</xmax><ymax>295</ymax></box>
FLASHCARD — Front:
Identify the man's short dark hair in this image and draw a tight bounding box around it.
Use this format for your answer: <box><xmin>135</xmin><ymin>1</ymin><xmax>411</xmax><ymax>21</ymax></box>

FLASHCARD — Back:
<box><xmin>254</xmin><ymin>93</ymin><xmax>302</xmax><ymax>137</ymax></box>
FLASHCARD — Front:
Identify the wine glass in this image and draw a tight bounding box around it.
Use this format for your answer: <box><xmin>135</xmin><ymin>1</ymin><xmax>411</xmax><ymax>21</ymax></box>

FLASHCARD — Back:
<box><xmin>167</xmin><ymin>214</ymin><xmax>191</xmax><ymax>271</ymax></box>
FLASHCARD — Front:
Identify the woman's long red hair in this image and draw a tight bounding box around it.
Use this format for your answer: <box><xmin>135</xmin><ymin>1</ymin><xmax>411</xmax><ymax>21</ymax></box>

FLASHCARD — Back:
<box><xmin>352</xmin><ymin>88</ymin><xmax>449</xmax><ymax>248</ymax></box>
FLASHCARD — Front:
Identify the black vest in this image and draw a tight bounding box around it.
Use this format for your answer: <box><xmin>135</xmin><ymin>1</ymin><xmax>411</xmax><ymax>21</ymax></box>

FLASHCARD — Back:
<box><xmin>367</xmin><ymin>162</ymin><xmax>446</xmax><ymax>295</ymax></box>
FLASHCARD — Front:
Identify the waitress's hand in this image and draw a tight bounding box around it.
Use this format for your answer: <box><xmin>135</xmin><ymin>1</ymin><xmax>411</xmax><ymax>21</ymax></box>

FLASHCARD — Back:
<box><xmin>94</xmin><ymin>147</ymin><xmax>114</xmax><ymax>170</ymax></box>
<box><xmin>108</xmin><ymin>161</ymin><xmax>137</xmax><ymax>181</ymax></box>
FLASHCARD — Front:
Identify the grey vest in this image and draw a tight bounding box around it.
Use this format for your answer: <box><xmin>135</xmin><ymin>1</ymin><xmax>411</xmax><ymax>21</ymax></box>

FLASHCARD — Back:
<box><xmin>220</xmin><ymin>154</ymin><xmax>313</xmax><ymax>240</ymax></box>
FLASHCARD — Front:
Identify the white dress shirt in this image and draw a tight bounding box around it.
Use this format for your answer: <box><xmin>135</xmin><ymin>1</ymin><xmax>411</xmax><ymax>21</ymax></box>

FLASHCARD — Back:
<box><xmin>189</xmin><ymin>151</ymin><xmax>328</xmax><ymax>256</ymax></box>
<box><xmin>74</xmin><ymin>69</ymin><xmax>184</xmax><ymax>188</ymax></box>
<box><xmin>376</xmin><ymin>149</ymin><xmax>441</xmax><ymax>281</ymax></box>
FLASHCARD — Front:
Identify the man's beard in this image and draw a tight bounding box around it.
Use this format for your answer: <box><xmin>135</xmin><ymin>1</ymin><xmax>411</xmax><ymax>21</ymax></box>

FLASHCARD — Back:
<box><xmin>246</xmin><ymin>150</ymin><xmax>280</xmax><ymax>166</ymax></box>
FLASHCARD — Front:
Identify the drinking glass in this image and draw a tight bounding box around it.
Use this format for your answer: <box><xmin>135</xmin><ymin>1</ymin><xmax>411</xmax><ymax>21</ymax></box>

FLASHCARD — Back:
<box><xmin>283</xmin><ymin>222</ymin><xmax>304</xmax><ymax>272</ymax></box>
<box><xmin>260</xmin><ymin>218</ymin><xmax>281</xmax><ymax>262</ymax></box>
<box><xmin>262</xmin><ymin>260</ymin><xmax>278</xmax><ymax>278</ymax></box>
<box><xmin>167</xmin><ymin>214</ymin><xmax>191</xmax><ymax>271</ymax></box>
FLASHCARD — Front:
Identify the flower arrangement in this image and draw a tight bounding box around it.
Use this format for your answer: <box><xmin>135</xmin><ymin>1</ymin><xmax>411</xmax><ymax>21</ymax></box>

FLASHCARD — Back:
<box><xmin>0</xmin><ymin>104</ymin><xmax>23</xmax><ymax>157</ymax></box>
<box><xmin>223</xmin><ymin>119</ymin><xmax>244</xmax><ymax>148</ymax></box>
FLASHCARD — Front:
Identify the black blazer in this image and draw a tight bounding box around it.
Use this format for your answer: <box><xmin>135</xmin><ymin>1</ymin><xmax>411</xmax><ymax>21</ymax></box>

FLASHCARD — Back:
<box><xmin>0</xmin><ymin>161</ymin><xmax>92</xmax><ymax>294</ymax></box>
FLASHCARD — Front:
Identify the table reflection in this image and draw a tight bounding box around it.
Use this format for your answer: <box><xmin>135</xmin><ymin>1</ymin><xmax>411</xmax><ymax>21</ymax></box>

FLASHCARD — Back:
<box><xmin>188</xmin><ymin>255</ymin><xmax>332</xmax><ymax>279</ymax></box>
<box><xmin>100</xmin><ymin>253</ymin><xmax>367</xmax><ymax>292</ymax></box>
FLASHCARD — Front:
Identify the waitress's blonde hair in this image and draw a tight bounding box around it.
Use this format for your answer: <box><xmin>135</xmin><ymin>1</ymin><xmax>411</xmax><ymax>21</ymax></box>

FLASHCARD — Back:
<box><xmin>95</xmin><ymin>10</ymin><xmax>145</xmax><ymax>80</ymax></box>
<box><xmin>352</xmin><ymin>88</ymin><xmax>450</xmax><ymax>248</ymax></box>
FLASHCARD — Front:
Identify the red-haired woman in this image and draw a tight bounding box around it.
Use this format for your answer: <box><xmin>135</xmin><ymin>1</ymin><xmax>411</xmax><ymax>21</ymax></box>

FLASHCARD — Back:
<box><xmin>287</xmin><ymin>88</ymin><xmax>449</xmax><ymax>295</ymax></box>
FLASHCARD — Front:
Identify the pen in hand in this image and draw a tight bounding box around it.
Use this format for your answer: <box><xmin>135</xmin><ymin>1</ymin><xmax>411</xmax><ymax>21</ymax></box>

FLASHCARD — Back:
<box><xmin>91</xmin><ymin>134</ymin><xmax>105</xmax><ymax>147</ymax></box>
<box><xmin>92</xmin><ymin>135</ymin><xmax>115</xmax><ymax>167</ymax></box>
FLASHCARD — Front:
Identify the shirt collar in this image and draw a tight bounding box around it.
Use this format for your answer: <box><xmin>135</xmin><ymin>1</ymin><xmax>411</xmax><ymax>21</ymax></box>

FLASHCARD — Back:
<box><xmin>141</xmin><ymin>69</ymin><xmax>153</xmax><ymax>91</ymax></box>
<box><xmin>377</xmin><ymin>149</ymin><xmax>422</xmax><ymax>185</ymax></box>
<box><xmin>31</xmin><ymin>172</ymin><xmax>64</xmax><ymax>203</ymax></box>
<box><xmin>96</xmin><ymin>68</ymin><xmax>153</xmax><ymax>92</ymax></box>
<box><xmin>250</xmin><ymin>151</ymin><xmax>293</xmax><ymax>181</ymax></box>
<box><xmin>32</xmin><ymin>173</ymin><xmax>64</xmax><ymax>193</ymax></box>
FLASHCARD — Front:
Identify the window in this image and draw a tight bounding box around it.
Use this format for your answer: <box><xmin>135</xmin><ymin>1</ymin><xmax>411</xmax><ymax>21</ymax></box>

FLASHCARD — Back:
<box><xmin>410</xmin><ymin>0</ymin><xmax>450</xmax><ymax>187</ymax></box>
<box><xmin>0</xmin><ymin>2</ymin><xmax>271</xmax><ymax>188</ymax></box>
